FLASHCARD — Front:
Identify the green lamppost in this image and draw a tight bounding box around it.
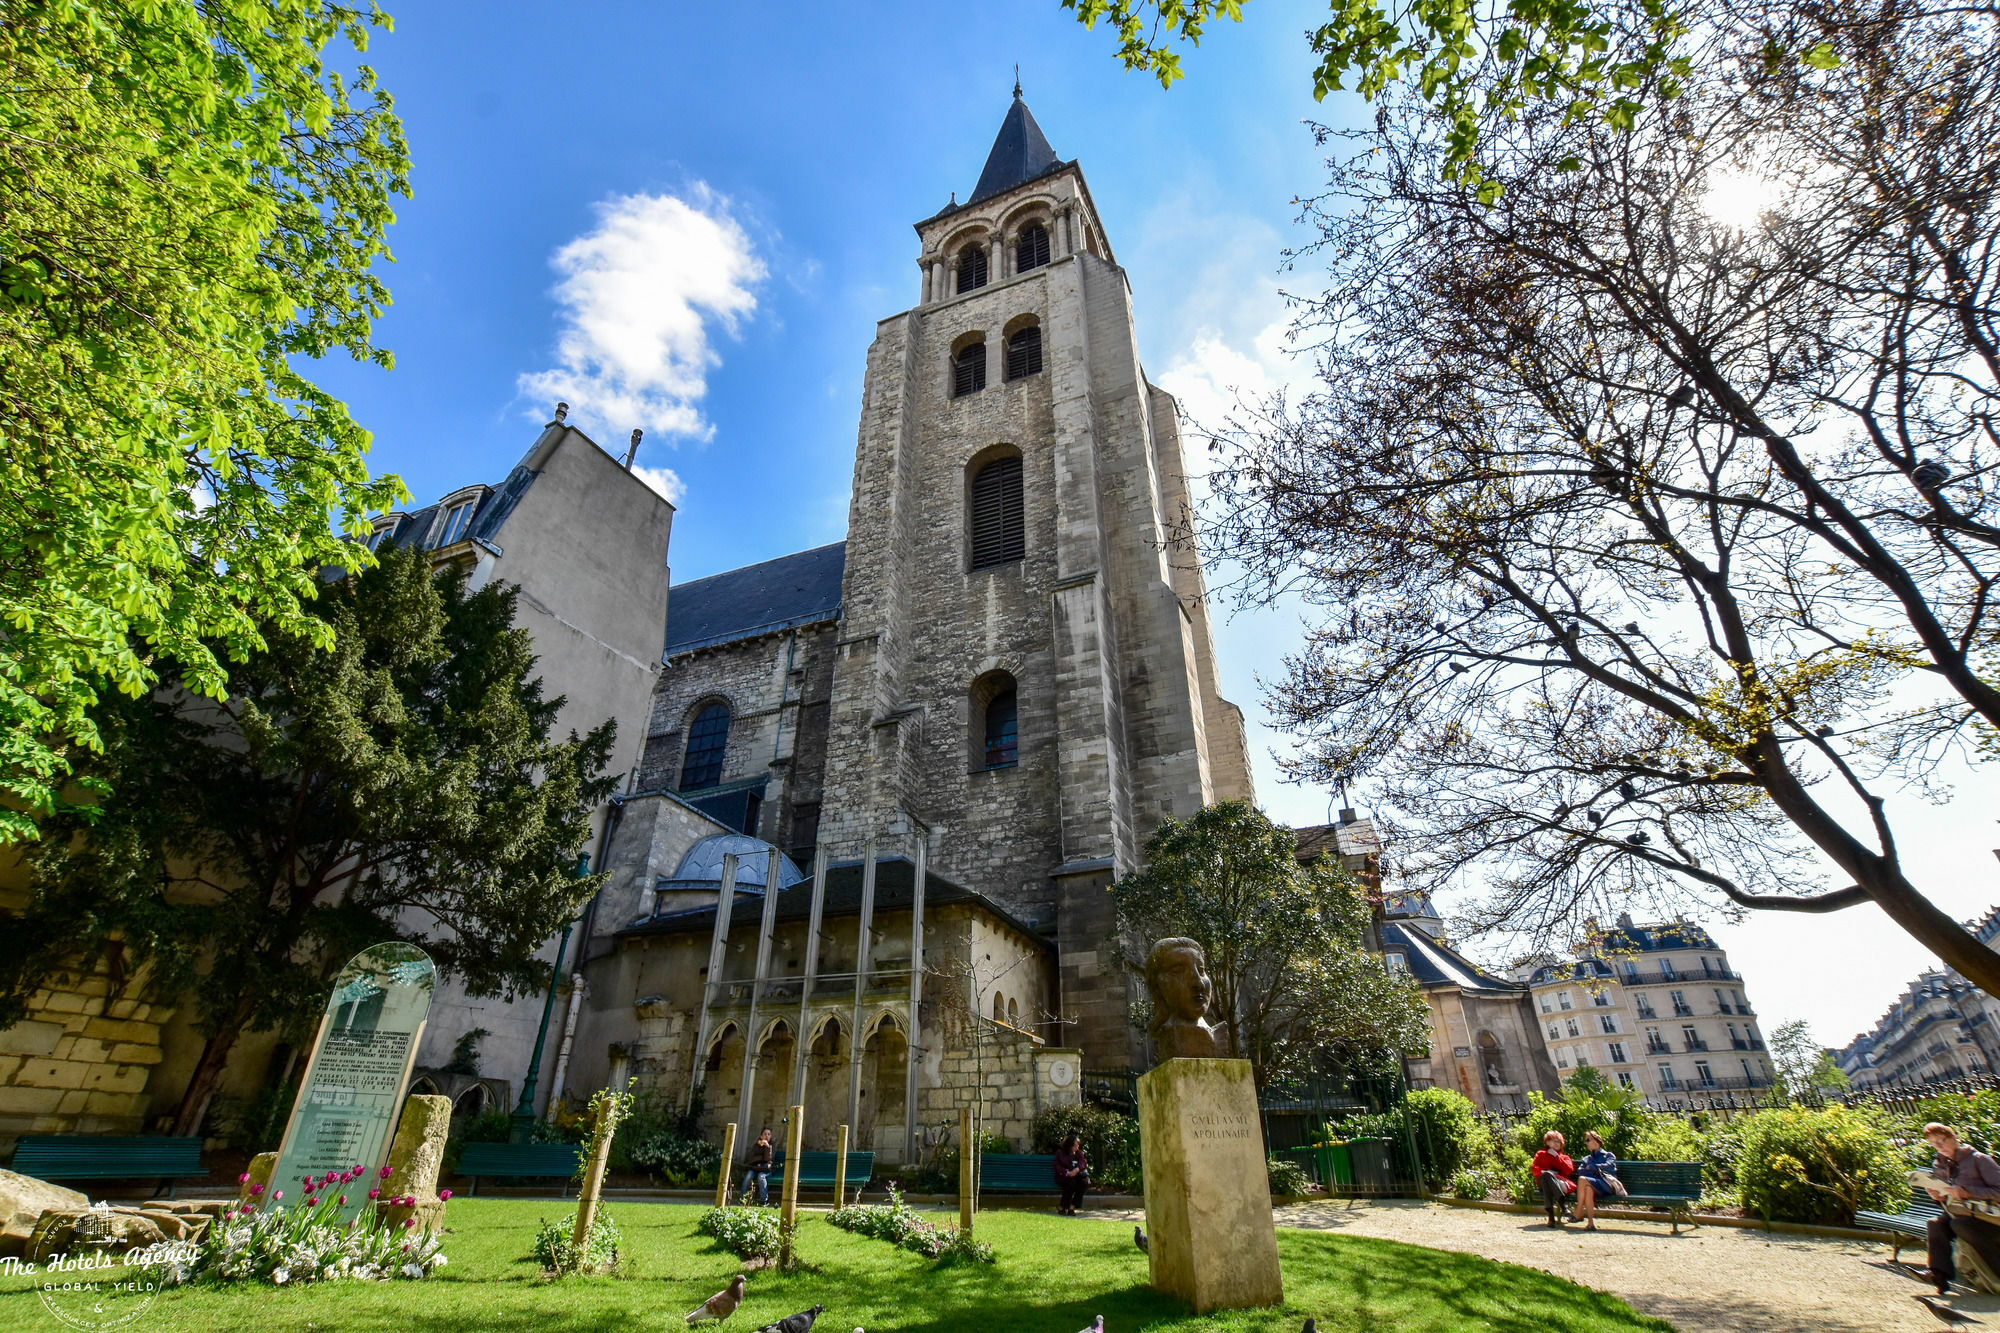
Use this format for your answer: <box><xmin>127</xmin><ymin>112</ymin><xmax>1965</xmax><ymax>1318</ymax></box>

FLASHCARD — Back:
<box><xmin>511</xmin><ymin>852</ymin><xmax>590</xmax><ymax>1143</ymax></box>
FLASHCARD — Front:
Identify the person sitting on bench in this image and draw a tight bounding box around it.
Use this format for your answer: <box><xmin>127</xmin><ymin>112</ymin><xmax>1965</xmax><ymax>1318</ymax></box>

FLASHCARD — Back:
<box><xmin>1920</xmin><ymin>1121</ymin><xmax>2000</xmax><ymax>1295</ymax></box>
<box><xmin>1532</xmin><ymin>1130</ymin><xmax>1577</xmax><ymax>1227</ymax></box>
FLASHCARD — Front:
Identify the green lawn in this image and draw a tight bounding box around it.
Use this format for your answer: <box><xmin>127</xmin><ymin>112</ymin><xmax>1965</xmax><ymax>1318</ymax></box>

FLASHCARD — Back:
<box><xmin>0</xmin><ymin>1201</ymin><xmax>1676</xmax><ymax>1333</ymax></box>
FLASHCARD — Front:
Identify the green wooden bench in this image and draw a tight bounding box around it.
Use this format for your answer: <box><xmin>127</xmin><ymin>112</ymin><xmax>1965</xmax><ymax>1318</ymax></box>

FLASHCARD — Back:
<box><xmin>1606</xmin><ymin>1160</ymin><xmax>1704</xmax><ymax>1234</ymax></box>
<box><xmin>979</xmin><ymin>1152</ymin><xmax>1057</xmax><ymax>1193</ymax></box>
<box><xmin>456</xmin><ymin>1141</ymin><xmax>582</xmax><ymax>1196</ymax></box>
<box><xmin>10</xmin><ymin>1136</ymin><xmax>205</xmax><ymax>1196</ymax></box>
<box><xmin>1857</xmin><ymin>1186</ymin><xmax>1944</xmax><ymax>1262</ymax></box>
<box><xmin>768</xmin><ymin>1150</ymin><xmax>874</xmax><ymax>1194</ymax></box>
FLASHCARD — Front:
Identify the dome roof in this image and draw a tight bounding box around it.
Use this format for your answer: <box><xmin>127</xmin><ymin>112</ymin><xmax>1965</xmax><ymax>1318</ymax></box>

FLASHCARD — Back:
<box><xmin>665</xmin><ymin>834</ymin><xmax>806</xmax><ymax>891</ymax></box>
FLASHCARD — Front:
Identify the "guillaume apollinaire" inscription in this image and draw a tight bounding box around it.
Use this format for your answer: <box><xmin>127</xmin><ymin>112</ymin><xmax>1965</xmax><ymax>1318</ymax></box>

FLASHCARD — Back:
<box><xmin>1184</xmin><ymin>1111</ymin><xmax>1256</xmax><ymax>1142</ymax></box>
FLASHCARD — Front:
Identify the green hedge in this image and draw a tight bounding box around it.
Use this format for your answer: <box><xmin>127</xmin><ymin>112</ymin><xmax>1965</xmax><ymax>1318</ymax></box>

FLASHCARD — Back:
<box><xmin>1032</xmin><ymin>1104</ymin><xmax>1142</xmax><ymax>1193</ymax></box>
<box><xmin>1734</xmin><ymin>1106</ymin><xmax>1902</xmax><ymax>1226</ymax></box>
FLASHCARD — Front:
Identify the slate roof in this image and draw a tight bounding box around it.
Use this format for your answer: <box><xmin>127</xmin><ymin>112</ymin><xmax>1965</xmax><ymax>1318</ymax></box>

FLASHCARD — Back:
<box><xmin>662</xmin><ymin>542</ymin><xmax>846</xmax><ymax>658</ymax></box>
<box><xmin>969</xmin><ymin>90</ymin><xmax>1062</xmax><ymax>206</ymax></box>
<box><xmin>1598</xmin><ymin>919</ymin><xmax>1719</xmax><ymax>954</ymax></box>
<box><xmin>1381</xmin><ymin>921</ymin><xmax>1525</xmax><ymax>996</ymax></box>
<box><xmin>1526</xmin><ymin>957</ymin><xmax>1618</xmax><ymax>987</ymax></box>
<box><xmin>620</xmin><ymin>855</ymin><xmax>1051</xmax><ymax>949</ymax></box>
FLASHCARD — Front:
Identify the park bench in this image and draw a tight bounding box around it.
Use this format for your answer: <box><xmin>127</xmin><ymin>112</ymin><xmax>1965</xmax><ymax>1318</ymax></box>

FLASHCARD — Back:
<box><xmin>456</xmin><ymin>1141</ymin><xmax>582</xmax><ymax>1196</ymax></box>
<box><xmin>10</xmin><ymin>1135</ymin><xmax>205</xmax><ymax>1196</ymax></box>
<box><xmin>1857</xmin><ymin>1186</ymin><xmax>1944</xmax><ymax>1262</ymax></box>
<box><xmin>769</xmin><ymin>1149</ymin><xmax>874</xmax><ymax>1195</ymax></box>
<box><xmin>1606</xmin><ymin>1160</ymin><xmax>1704</xmax><ymax>1234</ymax></box>
<box><xmin>979</xmin><ymin>1152</ymin><xmax>1057</xmax><ymax>1193</ymax></box>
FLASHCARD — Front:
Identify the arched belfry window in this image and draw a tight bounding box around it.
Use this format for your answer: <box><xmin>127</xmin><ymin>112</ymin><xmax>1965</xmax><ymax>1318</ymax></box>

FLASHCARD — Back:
<box><xmin>968</xmin><ymin>454</ymin><xmax>1024</xmax><ymax>569</ymax></box>
<box><xmin>984</xmin><ymin>687</ymin><xmax>1019</xmax><ymax>769</ymax></box>
<box><xmin>953</xmin><ymin>341</ymin><xmax>987</xmax><ymax>397</ymax></box>
<box><xmin>1016</xmin><ymin>223</ymin><xmax>1050</xmax><ymax>273</ymax></box>
<box><xmin>680</xmin><ymin>702</ymin><xmax>730</xmax><ymax>790</ymax></box>
<box><xmin>956</xmin><ymin>244</ymin><xmax>989</xmax><ymax>294</ymax></box>
<box><xmin>1006</xmin><ymin>324</ymin><xmax>1043</xmax><ymax>381</ymax></box>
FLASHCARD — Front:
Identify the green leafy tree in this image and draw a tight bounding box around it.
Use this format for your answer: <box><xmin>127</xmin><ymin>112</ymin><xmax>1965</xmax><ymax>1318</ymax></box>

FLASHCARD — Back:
<box><xmin>1057</xmin><ymin>0</ymin><xmax>1853</xmax><ymax>183</ymax></box>
<box><xmin>3</xmin><ymin>545</ymin><xmax>614</xmax><ymax>1133</ymax></box>
<box><xmin>0</xmin><ymin>0</ymin><xmax>410</xmax><ymax>841</ymax></box>
<box><xmin>1768</xmin><ymin>1020</ymin><xmax>1850</xmax><ymax>1105</ymax></box>
<box><xmin>1111</xmin><ymin>800</ymin><xmax>1428</xmax><ymax>1085</ymax></box>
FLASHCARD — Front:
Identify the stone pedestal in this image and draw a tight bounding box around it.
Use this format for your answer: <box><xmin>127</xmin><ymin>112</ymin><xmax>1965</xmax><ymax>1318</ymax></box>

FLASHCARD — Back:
<box><xmin>375</xmin><ymin>1094</ymin><xmax>450</xmax><ymax>1232</ymax></box>
<box><xmin>1137</xmin><ymin>1058</ymin><xmax>1282</xmax><ymax>1314</ymax></box>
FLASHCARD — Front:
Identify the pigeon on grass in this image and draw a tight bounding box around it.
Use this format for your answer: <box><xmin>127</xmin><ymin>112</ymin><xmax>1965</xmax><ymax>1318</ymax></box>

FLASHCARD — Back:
<box><xmin>1078</xmin><ymin>1318</ymin><xmax>1105</xmax><ymax>1333</ymax></box>
<box><xmin>1303</xmin><ymin>1320</ymin><xmax>1317</xmax><ymax>1333</ymax></box>
<box><xmin>686</xmin><ymin>1274</ymin><xmax>747</xmax><ymax>1325</ymax></box>
<box><xmin>1133</xmin><ymin>1226</ymin><xmax>1148</xmax><ymax>1254</ymax></box>
<box><xmin>751</xmin><ymin>1305</ymin><xmax>822</xmax><ymax>1333</ymax></box>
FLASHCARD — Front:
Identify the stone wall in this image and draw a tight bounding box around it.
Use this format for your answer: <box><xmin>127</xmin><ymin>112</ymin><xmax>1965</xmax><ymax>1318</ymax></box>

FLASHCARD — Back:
<box><xmin>0</xmin><ymin>954</ymin><xmax>171</xmax><ymax>1144</ymax></box>
<box><xmin>917</xmin><ymin>1022</ymin><xmax>1082</xmax><ymax>1151</ymax></box>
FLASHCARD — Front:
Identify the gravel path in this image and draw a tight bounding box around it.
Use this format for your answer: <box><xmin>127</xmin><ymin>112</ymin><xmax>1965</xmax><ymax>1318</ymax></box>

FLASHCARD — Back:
<box><xmin>1090</xmin><ymin>1199</ymin><xmax>1945</xmax><ymax>1333</ymax></box>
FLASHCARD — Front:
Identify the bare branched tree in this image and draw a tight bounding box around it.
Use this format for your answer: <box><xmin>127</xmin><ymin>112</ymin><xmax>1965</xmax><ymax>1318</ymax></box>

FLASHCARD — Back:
<box><xmin>1201</xmin><ymin>0</ymin><xmax>2000</xmax><ymax>987</ymax></box>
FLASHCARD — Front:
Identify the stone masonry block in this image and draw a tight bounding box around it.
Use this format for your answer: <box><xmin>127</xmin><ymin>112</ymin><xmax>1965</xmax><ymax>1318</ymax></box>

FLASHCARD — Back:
<box><xmin>81</xmin><ymin>1018</ymin><xmax>158</xmax><ymax>1045</ymax></box>
<box><xmin>0</xmin><ymin>1087</ymin><xmax>63</xmax><ymax>1116</ymax></box>
<box><xmin>106</xmin><ymin>1043</ymin><xmax>164</xmax><ymax>1067</ymax></box>
<box><xmin>14</xmin><ymin>1062</ymin><xmax>86</xmax><ymax>1090</ymax></box>
<box><xmin>0</xmin><ymin>1023</ymin><xmax>64</xmax><ymax>1057</ymax></box>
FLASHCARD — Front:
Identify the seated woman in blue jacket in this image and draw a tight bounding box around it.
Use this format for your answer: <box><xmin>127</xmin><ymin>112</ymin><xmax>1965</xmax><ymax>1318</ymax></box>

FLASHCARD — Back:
<box><xmin>1573</xmin><ymin>1130</ymin><xmax>1620</xmax><ymax>1232</ymax></box>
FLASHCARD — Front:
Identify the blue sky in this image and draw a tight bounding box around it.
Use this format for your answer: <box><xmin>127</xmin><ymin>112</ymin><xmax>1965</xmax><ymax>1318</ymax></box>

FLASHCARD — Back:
<box><xmin>320</xmin><ymin>1</ymin><xmax>2000</xmax><ymax>1045</ymax></box>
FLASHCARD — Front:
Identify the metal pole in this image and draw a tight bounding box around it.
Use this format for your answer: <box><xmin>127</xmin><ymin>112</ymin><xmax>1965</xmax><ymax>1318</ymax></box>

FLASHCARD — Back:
<box><xmin>903</xmin><ymin>830</ymin><xmax>927</xmax><ymax>1164</ymax></box>
<box><xmin>846</xmin><ymin>836</ymin><xmax>878</xmax><ymax>1136</ymax></box>
<box><xmin>792</xmin><ymin>847</ymin><xmax>829</xmax><ymax>1107</ymax></box>
<box><xmin>512</xmin><ymin>852</ymin><xmax>589</xmax><ymax>1141</ymax></box>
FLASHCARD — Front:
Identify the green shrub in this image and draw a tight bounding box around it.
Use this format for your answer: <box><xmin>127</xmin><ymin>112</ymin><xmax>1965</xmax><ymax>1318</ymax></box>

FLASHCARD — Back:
<box><xmin>1449</xmin><ymin>1167</ymin><xmax>1496</xmax><ymax>1200</ymax></box>
<box><xmin>1267</xmin><ymin>1156</ymin><xmax>1312</xmax><ymax>1197</ymax></box>
<box><xmin>1400</xmin><ymin>1088</ymin><xmax>1495</xmax><ymax>1189</ymax></box>
<box><xmin>696</xmin><ymin>1205</ymin><xmax>781</xmax><ymax>1260</ymax></box>
<box><xmin>1701</xmin><ymin>1117</ymin><xmax>1747</xmax><ymax>1193</ymax></box>
<box><xmin>1032</xmin><ymin>1103</ymin><xmax>1143</xmax><ymax>1193</ymax></box>
<box><xmin>531</xmin><ymin>1212</ymin><xmax>621</xmax><ymax>1275</ymax></box>
<box><xmin>625</xmin><ymin>1130</ymin><xmax>721</xmax><ymax>1185</ymax></box>
<box><xmin>1883</xmin><ymin>1090</ymin><xmax>2000</xmax><ymax>1166</ymax></box>
<box><xmin>1500</xmin><ymin>1142</ymin><xmax>1536</xmax><ymax>1205</ymax></box>
<box><xmin>1629</xmin><ymin>1118</ymin><xmax>1704</xmax><ymax>1163</ymax></box>
<box><xmin>827</xmin><ymin>1184</ymin><xmax>994</xmax><ymax>1264</ymax></box>
<box><xmin>1734</xmin><ymin>1106</ymin><xmax>1902</xmax><ymax>1226</ymax></box>
<box><xmin>1513</xmin><ymin>1070</ymin><xmax>1653</xmax><ymax>1161</ymax></box>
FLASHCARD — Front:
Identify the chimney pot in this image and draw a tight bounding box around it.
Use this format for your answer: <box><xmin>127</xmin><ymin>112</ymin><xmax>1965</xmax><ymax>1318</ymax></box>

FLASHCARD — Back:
<box><xmin>623</xmin><ymin>428</ymin><xmax>643</xmax><ymax>470</ymax></box>
<box><xmin>554</xmin><ymin>401</ymin><xmax>569</xmax><ymax>423</ymax></box>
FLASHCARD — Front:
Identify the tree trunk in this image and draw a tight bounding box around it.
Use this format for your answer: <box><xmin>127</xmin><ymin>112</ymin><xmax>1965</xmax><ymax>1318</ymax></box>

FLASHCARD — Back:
<box><xmin>171</xmin><ymin>991</ymin><xmax>258</xmax><ymax>1137</ymax></box>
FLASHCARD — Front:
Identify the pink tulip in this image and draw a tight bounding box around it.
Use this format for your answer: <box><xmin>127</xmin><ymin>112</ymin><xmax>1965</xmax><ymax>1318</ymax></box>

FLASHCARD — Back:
<box><xmin>306</xmin><ymin>1196</ymin><xmax>318</xmax><ymax>1207</ymax></box>
<box><xmin>367</xmin><ymin>1188</ymin><xmax>379</xmax><ymax>1200</ymax></box>
<box><xmin>237</xmin><ymin>1172</ymin><xmax>250</xmax><ymax>1184</ymax></box>
<box><xmin>249</xmin><ymin>1183</ymin><xmax>264</xmax><ymax>1196</ymax></box>
<box><xmin>273</xmin><ymin>1191</ymin><xmax>284</xmax><ymax>1202</ymax></box>
<box><xmin>379</xmin><ymin>1165</ymin><xmax>393</xmax><ymax>1180</ymax></box>
<box><xmin>438</xmin><ymin>1189</ymin><xmax>453</xmax><ymax>1202</ymax></box>
<box><xmin>338</xmin><ymin>1195</ymin><xmax>347</xmax><ymax>1205</ymax></box>
<box><xmin>352</xmin><ymin>1164</ymin><xmax>363</xmax><ymax>1175</ymax></box>
<box><xmin>403</xmin><ymin>1218</ymin><xmax>417</xmax><ymax>1229</ymax></box>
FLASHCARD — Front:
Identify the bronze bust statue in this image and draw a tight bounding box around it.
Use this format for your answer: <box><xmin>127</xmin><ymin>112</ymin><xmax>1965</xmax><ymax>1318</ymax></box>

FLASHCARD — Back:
<box><xmin>1145</xmin><ymin>937</ymin><xmax>1223</xmax><ymax>1060</ymax></box>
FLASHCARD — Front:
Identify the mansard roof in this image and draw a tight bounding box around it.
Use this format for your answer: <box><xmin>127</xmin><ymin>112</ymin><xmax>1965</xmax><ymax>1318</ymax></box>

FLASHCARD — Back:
<box><xmin>662</xmin><ymin>541</ymin><xmax>846</xmax><ymax>658</ymax></box>
<box><xmin>1381</xmin><ymin>920</ymin><xmax>1526</xmax><ymax>996</ymax></box>
<box><xmin>969</xmin><ymin>89</ymin><xmax>1062</xmax><ymax>206</ymax></box>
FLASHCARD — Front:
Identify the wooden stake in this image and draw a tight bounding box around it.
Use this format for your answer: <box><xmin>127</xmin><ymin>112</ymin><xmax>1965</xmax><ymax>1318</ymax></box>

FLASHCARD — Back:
<box><xmin>778</xmin><ymin>1103</ymin><xmax>805</xmax><ymax>1268</ymax></box>
<box><xmin>959</xmin><ymin>1104</ymin><xmax>974</xmax><ymax>1233</ymax></box>
<box><xmin>717</xmin><ymin>1121</ymin><xmax>738</xmax><ymax>1208</ymax></box>
<box><xmin>570</xmin><ymin>1092</ymin><xmax>617</xmax><ymax>1257</ymax></box>
<box><xmin>833</xmin><ymin>1122</ymin><xmax>850</xmax><ymax>1206</ymax></box>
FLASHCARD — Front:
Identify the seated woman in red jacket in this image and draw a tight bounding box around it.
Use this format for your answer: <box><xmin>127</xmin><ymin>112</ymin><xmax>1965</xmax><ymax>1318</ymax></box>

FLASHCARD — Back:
<box><xmin>1531</xmin><ymin>1130</ymin><xmax>1577</xmax><ymax>1227</ymax></box>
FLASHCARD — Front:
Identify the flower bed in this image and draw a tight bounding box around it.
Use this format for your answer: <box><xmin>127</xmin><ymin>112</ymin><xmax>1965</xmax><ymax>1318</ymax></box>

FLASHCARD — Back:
<box><xmin>826</xmin><ymin>1185</ymin><xmax>994</xmax><ymax>1265</ymax></box>
<box><xmin>164</xmin><ymin>1166</ymin><xmax>447</xmax><ymax>1286</ymax></box>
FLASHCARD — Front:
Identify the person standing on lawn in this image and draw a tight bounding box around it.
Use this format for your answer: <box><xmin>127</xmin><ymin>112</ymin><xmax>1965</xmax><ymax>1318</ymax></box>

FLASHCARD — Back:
<box><xmin>1919</xmin><ymin>1122</ymin><xmax>2000</xmax><ymax>1295</ymax></box>
<box><xmin>1532</xmin><ymin>1129</ymin><xmax>1577</xmax><ymax>1227</ymax></box>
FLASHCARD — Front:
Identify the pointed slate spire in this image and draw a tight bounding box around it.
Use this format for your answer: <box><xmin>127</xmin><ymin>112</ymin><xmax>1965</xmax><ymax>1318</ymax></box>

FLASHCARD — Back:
<box><xmin>967</xmin><ymin>83</ymin><xmax>1060</xmax><ymax>206</ymax></box>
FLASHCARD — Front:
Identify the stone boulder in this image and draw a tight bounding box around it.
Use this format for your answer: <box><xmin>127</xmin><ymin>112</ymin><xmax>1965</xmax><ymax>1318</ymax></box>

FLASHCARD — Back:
<box><xmin>374</xmin><ymin>1095</ymin><xmax>451</xmax><ymax>1233</ymax></box>
<box><xmin>26</xmin><ymin>1208</ymin><xmax>167</xmax><ymax>1263</ymax></box>
<box><xmin>0</xmin><ymin>1169</ymin><xmax>88</xmax><ymax>1257</ymax></box>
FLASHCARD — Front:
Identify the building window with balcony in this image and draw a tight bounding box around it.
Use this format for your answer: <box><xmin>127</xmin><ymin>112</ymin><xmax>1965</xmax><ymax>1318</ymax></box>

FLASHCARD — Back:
<box><xmin>1658</xmin><ymin>1063</ymin><xmax>1678</xmax><ymax>1089</ymax></box>
<box><xmin>1556</xmin><ymin>1049</ymin><xmax>1571</xmax><ymax>1068</ymax></box>
<box><xmin>1548</xmin><ymin>1023</ymin><xmax>1561</xmax><ymax>1040</ymax></box>
<box><xmin>1617</xmin><ymin>1071</ymin><xmax>1637</xmax><ymax>1089</ymax></box>
<box><xmin>1733</xmin><ymin>991</ymin><xmax>1750</xmax><ymax>1015</ymax></box>
<box><xmin>1540</xmin><ymin>995</ymin><xmax>1552</xmax><ymax>1014</ymax></box>
<box><xmin>1608</xmin><ymin>1041</ymin><xmax>1629</xmax><ymax>1063</ymax></box>
<box><xmin>1566</xmin><ymin>1018</ymin><xmax>1581</xmax><ymax>1037</ymax></box>
<box><xmin>1660</xmin><ymin>959</ymin><xmax>1677</xmax><ymax>979</ymax></box>
<box><xmin>1682</xmin><ymin>1024</ymin><xmax>1701</xmax><ymax>1048</ymax></box>
<box><xmin>1741</xmin><ymin>1059</ymin><xmax>1757</xmax><ymax>1083</ymax></box>
<box><xmin>1695</xmin><ymin>1061</ymin><xmax>1716</xmax><ymax>1087</ymax></box>
<box><xmin>1633</xmin><ymin>992</ymin><xmax>1657</xmax><ymax>1019</ymax></box>
<box><xmin>1671</xmin><ymin>990</ymin><xmax>1691</xmax><ymax>1016</ymax></box>
<box><xmin>1558</xmin><ymin>991</ymin><xmax>1573</xmax><ymax>1010</ymax></box>
<box><xmin>1593</xmin><ymin>990</ymin><xmax>1612</xmax><ymax>1006</ymax></box>
<box><xmin>1713</xmin><ymin>988</ymin><xmax>1729</xmax><ymax>1013</ymax></box>
<box><xmin>1599</xmin><ymin>1015</ymin><xmax>1619</xmax><ymax>1035</ymax></box>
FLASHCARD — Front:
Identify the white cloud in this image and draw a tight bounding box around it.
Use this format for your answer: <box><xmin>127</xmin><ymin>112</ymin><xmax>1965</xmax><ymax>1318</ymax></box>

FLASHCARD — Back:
<box><xmin>518</xmin><ymin>186</ymin><xmax>765</xmax><ymax>442</ymax></box>
<box><xmin>629</xmin><ymin>463</ymin><xmax>686</xmax><ymax>506</ymax></box>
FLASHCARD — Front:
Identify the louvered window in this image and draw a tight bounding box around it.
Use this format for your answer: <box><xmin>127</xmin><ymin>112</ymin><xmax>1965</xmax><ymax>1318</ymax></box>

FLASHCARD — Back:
<box><xmin>956</xmin><ymin>245</ymin><xmax>989</xmax><ymax>294</ymax></box>
<box><xmin>984</xmin><ymin>689</ymin><xmax>1018</xmax><ymax>768</ymax></box>
<box><xmin>968</xmin><ymin>455</ymin><xmax>1024</xmax><ymax>569</ymax></box>
<box><xmin>679</xmin><ymin>703</ymin><xmax>730</xmax><ymax>790</ymax></box>
<box><xmin>1016</xmin><ymin>223</ymin><xmax>1050</xmax><ymax>272</ymax></box>
<box><xmin>953</xmin><ymin>342</ymin><xmax>987</xmax><ymax>397</ymax></box>
<box><xmin>1006</xmin><ymin>326</ymin><xmax>1042</xmax><ymax>381</ymax></box>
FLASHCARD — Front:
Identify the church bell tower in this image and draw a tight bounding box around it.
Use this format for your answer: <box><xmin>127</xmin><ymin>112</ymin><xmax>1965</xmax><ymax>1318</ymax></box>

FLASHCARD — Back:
<box><xmin>817</xmin><ymin>86</ymin><xmax>1255</xmax><ymax>1069</ymax></box>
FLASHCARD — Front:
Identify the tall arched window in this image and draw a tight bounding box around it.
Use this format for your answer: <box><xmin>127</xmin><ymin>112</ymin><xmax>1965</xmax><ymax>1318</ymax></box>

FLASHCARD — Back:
<box><xmin>953</xmin><ymin>341</ymin><xmax>987</xmax><ymax>397</ymax></box>
<box><xmin>1005</xmin><ymin>325</ymin><xmax>1042</xmax><ymax>381</ymax></box>
<box><xmin>956</xmin><ymin>243</ymin><xmax>989</xmax><ymax>294</ymax></box>
<box><xmin>993</xmin><ymin>993</ymin><xmax>1006</xmax><ymax>1021</ymax></box>
<box><xmin>680</xmin><ymin>702</ymin><xmax>730</xmax><ymax>790</ymax></box>
<box><xmin>968</xmin><ymin>454</ymin><xmax>1024</xmax><ymax>569</ymax></box>
<box><xmin>1016</xmin><ymin>223</ymin><xmax>1050</xmax><ymax>273</ymax></box>
<box><xmin>984</xmin><ymin>687</ymin><xmax>1018</xmax><ymax>769</ymax></box>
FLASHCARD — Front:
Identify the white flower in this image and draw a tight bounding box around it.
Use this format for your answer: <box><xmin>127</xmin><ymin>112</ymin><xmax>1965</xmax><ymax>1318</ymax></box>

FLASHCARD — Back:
<box><xmin>400</xmin><ymin>1263</ymin><xmax>424</xmax><ymax>1279</ymax></box>
<box><xmin>273</xmin><ymin>1268</ymin><xmax>290</xmax><ymax>1284</ymax></box>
